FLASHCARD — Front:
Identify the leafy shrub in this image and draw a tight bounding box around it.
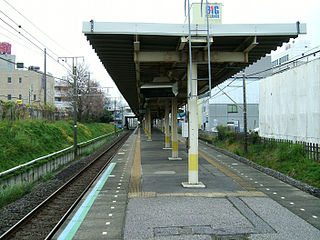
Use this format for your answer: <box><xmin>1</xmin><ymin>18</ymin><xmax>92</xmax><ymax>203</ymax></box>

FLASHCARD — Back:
<box><xmin>276</xmin><ymin>143</ymin><xmax>306</xmax><ymax>162</ymax></box>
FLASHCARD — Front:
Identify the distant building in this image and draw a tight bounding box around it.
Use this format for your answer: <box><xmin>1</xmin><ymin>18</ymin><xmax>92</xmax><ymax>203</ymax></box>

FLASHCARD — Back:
<box><xmin>271</xmin><ymin>39</ymin><xmax>311</xmax><ymax>73</ymax></box>
<box><xmin>54</xmin><ymin>78</ymin><xmax>71</xmax><ymax>110</ymax></box>
<box><xmin>0</xmin><ymin>67</ymin><xmax>55</xmax><ymax>105</ymax></box>
<box><xmin>0</xmin><ymin>54</ymin><xmax>15</xmax><ymax>72</ymax></box>
<box><xmin>200</xmin><ymin>56</ymin><xmax>272</xmax><ymax>132</ymax></box>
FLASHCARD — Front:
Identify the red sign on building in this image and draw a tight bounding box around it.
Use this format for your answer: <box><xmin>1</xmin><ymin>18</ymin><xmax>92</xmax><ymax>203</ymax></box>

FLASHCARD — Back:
<box><xmin>0</xmin><ymin>42</ymin><xmax>12</xmax><ymax>55</ymax></box>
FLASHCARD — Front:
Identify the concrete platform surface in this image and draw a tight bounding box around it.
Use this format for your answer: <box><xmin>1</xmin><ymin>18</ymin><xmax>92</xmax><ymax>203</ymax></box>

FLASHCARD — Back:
<box><xmin>54</xmin><ymin>128</ymin><xmax>320</xmax><ymax>239</ymax></box>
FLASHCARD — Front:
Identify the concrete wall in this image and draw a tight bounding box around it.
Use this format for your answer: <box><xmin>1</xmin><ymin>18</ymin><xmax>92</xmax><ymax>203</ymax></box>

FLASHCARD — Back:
<box><xmin>259</xmin><ymin>58</ymin><xmax>320</xmax><ymax>143</ymax></box>
<box><xmin>0</xmin><ymin>134</ymin><xmax>115</xmax><ymax>189</ymax></box>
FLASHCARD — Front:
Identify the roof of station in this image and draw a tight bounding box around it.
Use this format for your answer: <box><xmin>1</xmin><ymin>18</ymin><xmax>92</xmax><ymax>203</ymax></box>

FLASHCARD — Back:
<box><xmin>83</xmin><ymin>21</ymin><xmax>306</xmax><ymax>116</ymax></box>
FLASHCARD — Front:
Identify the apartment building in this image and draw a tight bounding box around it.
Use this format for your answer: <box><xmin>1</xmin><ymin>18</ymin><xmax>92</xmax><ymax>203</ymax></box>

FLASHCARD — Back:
<box><xmin>0</xmin><ymin>68</ymin><xmax>55</xmax><ymax>105</ymax></box>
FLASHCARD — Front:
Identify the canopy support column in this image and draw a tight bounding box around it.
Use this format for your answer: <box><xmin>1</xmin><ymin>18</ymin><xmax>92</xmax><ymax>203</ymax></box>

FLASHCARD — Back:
<box><xmin>169</xmin><ymin>97</ymin><xmax>182</xmax><ymax>160</ymax></box>
<box><xmin>182</xmin><ymin>63</ymin><xmax>205</xmax><ymax>188</ymax></box>
<box><xmin>163</xmin><ymin>100</ymin><xmax>171</xmax><ymax>149</ymax></box>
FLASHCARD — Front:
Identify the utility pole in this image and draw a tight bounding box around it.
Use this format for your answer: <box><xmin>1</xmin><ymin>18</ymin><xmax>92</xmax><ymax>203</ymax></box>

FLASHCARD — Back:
<box><xmin>44</xmin><ymin>48</ymin><xmax>47</xmax><ymax>105</ymax></box>
<box><xmin>243</xmin><ymin>73</ymin><xmax>248</xmax><ymax>154</ymax></box>
<box><xmin>58</xmin><ymin>56</ymin><xmax>84</xmax><ymax>159</ymax></box>
<box><xmin>114</xmin><ymin>99</ymin><xmax>117</xmax><ymax>134</ymax></box>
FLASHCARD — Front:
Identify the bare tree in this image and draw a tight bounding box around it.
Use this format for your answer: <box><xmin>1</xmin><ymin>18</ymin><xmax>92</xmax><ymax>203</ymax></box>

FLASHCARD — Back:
<box><xmin>66</xmin><ymin>63</ymin><xmax>107</xmax><ymax>122</ymax></box>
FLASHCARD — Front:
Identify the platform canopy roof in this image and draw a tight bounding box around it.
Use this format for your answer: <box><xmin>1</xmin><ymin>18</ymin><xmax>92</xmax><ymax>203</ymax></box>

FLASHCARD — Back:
<box><xmin>83</xmin><ymin>21</ymin><xmax>306</xmax><ymax>117</ymax></box>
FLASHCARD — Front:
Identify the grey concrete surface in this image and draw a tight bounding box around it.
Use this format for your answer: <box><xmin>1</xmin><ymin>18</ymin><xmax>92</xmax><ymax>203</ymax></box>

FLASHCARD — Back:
<box><xmin>54</xmin><ymin>128</ymin><xmax>320</xmax><ymax>239</ymax></box>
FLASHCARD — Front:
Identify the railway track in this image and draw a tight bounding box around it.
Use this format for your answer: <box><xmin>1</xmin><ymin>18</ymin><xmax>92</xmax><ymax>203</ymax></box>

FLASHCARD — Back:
<box><xmin>0</xmin><ymin>131</ymin><xmax>132</xmax><ymax>240</ymax></box>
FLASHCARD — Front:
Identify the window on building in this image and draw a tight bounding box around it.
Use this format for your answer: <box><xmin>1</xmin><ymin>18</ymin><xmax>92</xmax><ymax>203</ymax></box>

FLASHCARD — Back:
<box><xmin>279</xmin><ymin>55</ymin><xmax>289</xmax><ymax>64</ymax></box>
<box><xmin>19</xmin><ymin>94</ymin><xmax>22</xmax><ymax>100</ymax></box>
<box><xmin>271</xmin><ymin>59</ymin><xmax>278</xmax><ymax>67</ymax></box>
<box><xmin>19</xmin><ymin>77</ymin><xmax>22</xmax><ymax>83</ymax></box>
<box><xmin>55</xmin><ymin>97</ymin><xmax>62</xmax><ymax>102</ymax></box>
<box><xmin>8</xmin><ymin>77</ymin><xmax>12</xmax><ymax>83</ymax></box>
<box><xmin>8</xmin><ymin>94</ymin><xmax>12</xmax><ymax>100</ymax></box>
<box><xmin>227</xmin><ymin>105</ymin><xmax>238</xmax><ymax>113</ymax></box>
<box><xmin>34</xmin><ymin>94</ymin><xmax>36</xmax><ymax>101</ymax></box>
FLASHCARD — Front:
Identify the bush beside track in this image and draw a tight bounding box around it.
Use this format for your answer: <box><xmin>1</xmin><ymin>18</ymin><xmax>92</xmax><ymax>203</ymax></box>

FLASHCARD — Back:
<box><xmin>200</xmin><ymin>126</ymin><xmax>320</xmax><ymax>190</ymax></box>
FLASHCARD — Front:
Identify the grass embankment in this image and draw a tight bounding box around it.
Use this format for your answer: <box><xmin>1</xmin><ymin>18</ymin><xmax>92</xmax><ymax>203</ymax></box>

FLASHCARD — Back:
<box><xmin>203</xmin><ymin>126</ymin><xmax>320</xmax><ymax>189</ymax></box>
<box><xmin>0</xmin><ymin>120</ymin><xmax>114</xmax><ymax>172</ymax></box>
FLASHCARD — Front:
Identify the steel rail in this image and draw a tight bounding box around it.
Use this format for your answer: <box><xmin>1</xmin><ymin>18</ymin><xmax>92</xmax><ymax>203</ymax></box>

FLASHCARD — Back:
<box><xmin>0</xmin><ymin>130</ymin><xmax>132</xmax><ymax>240</ymax></box>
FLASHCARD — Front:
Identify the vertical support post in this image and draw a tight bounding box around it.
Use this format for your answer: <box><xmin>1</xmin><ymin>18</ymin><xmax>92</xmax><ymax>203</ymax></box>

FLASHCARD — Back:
<box><xmin>147</xmin><ymin>107</ymin><xmax>152</xmax><ymax>141</ymax></box>
<box><xmin>163</xmin><ymin>100</ymin><xmax>171</xmax><ymax>149</ymax></box>
<box><xmin>114</xmin><ymin>100</ymin><xmax>117</xmax><ymax>134</ymax></box>
<box><xmin>73</xmin><ymin>63</ymin><xmax>78</xmax><ymax>159</ymax></box>
<box><xmin>182</xmin><ymin>63</ymin><xmax>205</xmax><ymax>188</ymax></box>
<box><xmin>243</xmin><ymin>73</ymin><xmax>248</xmax><ymax>154</ymax></box>
<box><xmin>169</xmin><ymin>98</ymin><xmax>182</xmax><ymax>160</ymax></box>
<box><xmin>44</xmin><ymin>48</ymin><xmax>47</xmax><ymax>105</ymax></box>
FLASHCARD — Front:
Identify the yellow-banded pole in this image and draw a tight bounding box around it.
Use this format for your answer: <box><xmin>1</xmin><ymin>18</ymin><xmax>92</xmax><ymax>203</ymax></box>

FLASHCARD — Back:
<box><xmin>164</xmin><ymin>100</ymin><xmax>171</xmax><ymax>149</ymax></box>
<box><xmin>169</xmin><ymin>97</ymin><xmax>181</xmax><ymax>160</ymax></box>
<box><xmin>147</xmin><ymin>107</ymin><xmax>152</xmax><ymax>141</ymax></box>
<box><xmin>182</xmin><ymin>62</ymin><xmax>205</xmax><ymax>187</ymax></box>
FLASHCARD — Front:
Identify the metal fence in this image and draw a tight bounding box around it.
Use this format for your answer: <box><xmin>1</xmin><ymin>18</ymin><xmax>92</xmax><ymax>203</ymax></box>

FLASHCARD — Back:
<box><xmin>0</xmin><ymin>102</ymin><xmax>69</xmax><ymax>121</ymax></box>
<box><xmin>261</xmin><ymin>137</ymin><xmax>320</xmax><ymax>162</ymax></box>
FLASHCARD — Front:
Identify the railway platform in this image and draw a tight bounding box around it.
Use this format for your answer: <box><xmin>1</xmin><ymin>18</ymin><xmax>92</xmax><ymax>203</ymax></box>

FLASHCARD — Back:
<box><xmin>53</xmin><ymin>128</ymin><xmax>320</xmax><ymax>240</ymax></box>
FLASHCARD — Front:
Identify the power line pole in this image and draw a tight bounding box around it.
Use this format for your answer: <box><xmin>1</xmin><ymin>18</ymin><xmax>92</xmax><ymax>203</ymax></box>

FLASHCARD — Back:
<box><xmin>44</xmin><ymin>48</ymin><xmax>47</xmax><ymax>105</ymax></box>
<box><xmin>58</xmin><ymin>56</ymin><xmax>84</xmax><ymax>159</ymax></box>
<box><xmin>243</xmin><ymin>73</ymin><xmax>248</xmax><ymax>154</ymax></box>
<box><xmin>114</xmin><ymin>99</ymin><xmax>117</xmax><ymax>134</ymax></box>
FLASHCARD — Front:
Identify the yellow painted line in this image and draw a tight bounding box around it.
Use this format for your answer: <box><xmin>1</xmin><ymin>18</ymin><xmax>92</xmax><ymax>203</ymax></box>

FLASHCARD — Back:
<box><xmin>129</xmin><ymin>129</ymin><xmax>141</xmax><ymax>194</ymax></box>
<box><xmin>199</xmin><ymin>151</ymin><xmax>256</xmax><ymax>192</ymax></box>
<box><xmin>178</xmin><ymin>137</ymin><xmax>257</xmax><ymax>192</ymax></box>
<box><xmin>129</xmin><ymin>191</ymin><xmax>265</xmax><ymax>198</ymax></box>
<box><xmin>189</xmin><ymin>154</ymin><xmax>198</xmax><ymax>171</ymax></box>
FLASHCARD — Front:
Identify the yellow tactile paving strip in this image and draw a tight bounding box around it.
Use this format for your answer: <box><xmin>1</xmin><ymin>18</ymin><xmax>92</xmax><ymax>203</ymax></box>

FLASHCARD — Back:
<box><xmin>199</xmin><ymin>151</ymin><xmax>257</xmax><ymax>192</ymax></box>
<box><xmin>129</xmin><ymin>191</ymin><xmax>265</xmax><ymax>198</ymax></box>
<box><xmin>129</xmin><ymin>129</ymin><xmax>141</xmax><ymax>194</ymax></box>
<box><xmin>128</xmin><ymin>134</ymin><xmax>264</xmax><ymax>198</ymax></box>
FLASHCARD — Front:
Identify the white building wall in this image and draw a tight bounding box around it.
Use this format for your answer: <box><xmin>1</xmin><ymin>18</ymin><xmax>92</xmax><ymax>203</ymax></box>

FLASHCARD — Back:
<box><xmin>259</xmin><ymin>58</ymin><xmax>320</xmax><ymax>143</ymax></box>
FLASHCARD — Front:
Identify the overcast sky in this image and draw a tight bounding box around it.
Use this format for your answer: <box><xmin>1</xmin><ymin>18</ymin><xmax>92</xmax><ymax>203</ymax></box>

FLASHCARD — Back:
<box><xmin>1</xmin><ymin>0</ymin><xmax>319</xmax><ymax>97</ymax></box>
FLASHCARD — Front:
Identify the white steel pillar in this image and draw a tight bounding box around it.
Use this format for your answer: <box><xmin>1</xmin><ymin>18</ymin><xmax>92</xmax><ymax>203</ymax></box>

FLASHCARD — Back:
<box><xmin>163</xmin><ymin>100</ymin><xmax>171</xmax><ymax>149</ymax></box>
<box><xmin>169</xmin><ymin>97</ymin><xmax>182</xmax><ymax>160</ymax></box>
<box><xmin>147</xmin><ymin>107</ymin><xmax>152</xmax><ymax>141</ymax></box>
<box><xmin>182</xmin><ymin>63</ymin><xmax>205</xmax><ymax>188</ymax></box>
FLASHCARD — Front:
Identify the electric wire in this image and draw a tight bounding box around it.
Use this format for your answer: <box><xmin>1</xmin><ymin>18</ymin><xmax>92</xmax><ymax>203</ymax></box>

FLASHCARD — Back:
<box><xmin>0</xmin><ymin>26</ymin><xmax>41</xmax><ymax>55</ymax></box>
<box><xmin>209</xmin><ymin>49</ymin><xmax>320</xmax><ymax>101</ymax></box>
<box><xmin>2</xmin><ymin>0</ymin><xmax>73</xmax><ymax>56</ymax></box>
<box><xmin>0</xmin><ymin>13</ymin><xmax>72</xmax><ymax>72</ymax></box>
<box><xmin>0</xmin><ymin>55</ymin><xmax>71</xmax><ymax>83</ymax></box>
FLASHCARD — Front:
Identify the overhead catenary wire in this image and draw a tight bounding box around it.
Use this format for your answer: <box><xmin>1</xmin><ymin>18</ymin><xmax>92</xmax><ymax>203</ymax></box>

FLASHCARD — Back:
<box><xmin>0</xmin><ymin>13</ymin><xmax>72</xmax><ymax>72</ymax></box>
<box><xmin>2</xmin><ymin>0</ymin><xmax>74</xmax><ymax>56</ymax></box>
<box><xmin>209</xmin><ymin>48</ymin><xmax>320</xmax><ymax>101</ymax></box>
<box><xmin>0</xmin><ymin>55</ymin><xmax>71</xmax><ymax>83</ymax></box>
<box><xmin>0</xmin><ymin>25</ymin><xmax>41</xmax><ymax>55</ymax></box>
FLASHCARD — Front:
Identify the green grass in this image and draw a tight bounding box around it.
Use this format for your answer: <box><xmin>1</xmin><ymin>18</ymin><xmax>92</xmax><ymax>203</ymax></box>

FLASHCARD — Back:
<box><xmin>209</xmin><ymin>127</ymin><xmax>320</xmax><ymax>189</ymax></box>
<box><xmin>0</xmin><ymin>120</ymin><xmax>115</xmax><ymax>172</ymax></box>
<box><xmin>0</xmin><ymin>182</ymin><xmax>34</xmax><ymax>209</ymax></box>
